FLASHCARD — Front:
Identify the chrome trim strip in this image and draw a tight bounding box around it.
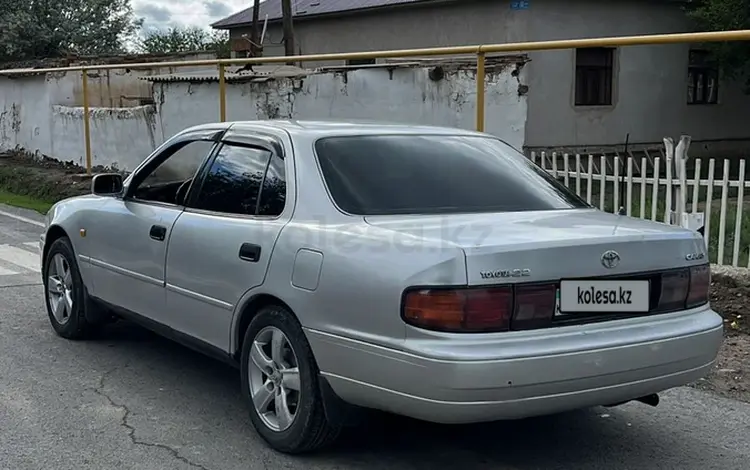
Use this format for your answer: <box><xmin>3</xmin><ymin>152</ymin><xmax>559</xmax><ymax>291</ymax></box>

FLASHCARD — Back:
<box><xmin>88</xmin><ymin>257</ymin><xmax>164</xmax><ymax>287</ymax></box>
<box><xmin>322</xmin><ymin>361</ymin><xmax>715</xmax><ymax>406</ymax></box>
<box><xmin>166</xmin><ymin>283</ymin><xmax>234</xmax><ymax>310</ymax></box>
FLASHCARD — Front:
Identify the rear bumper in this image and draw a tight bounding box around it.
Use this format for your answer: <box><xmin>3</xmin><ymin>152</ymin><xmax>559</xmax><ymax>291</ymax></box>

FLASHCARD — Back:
<box><xmin>306</xmin><ymin>307</ymin><xmax>723</xmax><ymax>424</ymax></box>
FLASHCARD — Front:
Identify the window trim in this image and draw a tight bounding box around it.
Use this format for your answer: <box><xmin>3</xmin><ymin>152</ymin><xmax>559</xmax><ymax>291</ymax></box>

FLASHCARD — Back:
<box><xmin>311</xmin><ymin>133</ymin><xmax>590</xmax><ymax>217</ymax></box>
<box><xmin>122</xmin><ymin>129</ymin><xmax>225</xmax><ymax>209</ymax></box>
<box><xmin>573</xmin><ymin>47</ymin><xmax>617</xmax><ymax>108</ymax></box>
<box><xmin>256</xmin><ymin>150</ymin><xmax>288</xmax><ymax>218</ymax></box>
<box><xmin>178</xmin><ymin>140</ymin><xmax>225</xmax><ymax>207</ymax></box>
<box><xmin>184</xmin><ymin>139</ymin><xmax>287</xmax><ymax>220</ymax></box>
<box><xmin>221</xmin><ymin>130</ymin><xmax>286</xmax><ymax>158</ymax></box>
<box><xmin>125</xmin><ymin>127</ymin><xmax>226</xmax><ymax>183</ymax></box>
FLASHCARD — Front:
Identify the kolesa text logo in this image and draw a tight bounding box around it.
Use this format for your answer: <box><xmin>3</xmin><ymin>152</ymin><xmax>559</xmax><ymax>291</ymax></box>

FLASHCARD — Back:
<box><xmin>560</xmin><ymin>279</ymin><xmax>649</xmax><ymax>313</ymax></box>
<box><xmin>577</xmin><ymin>286</ymin><xmax>633</xmax><ymax>305</ymax></box>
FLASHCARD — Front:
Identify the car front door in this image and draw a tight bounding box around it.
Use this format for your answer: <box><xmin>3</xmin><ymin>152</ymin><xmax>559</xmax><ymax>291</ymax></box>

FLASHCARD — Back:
<box><xmin>163</xmin><ymin>132</ymin><xmax>291</xmax><ymax>351</ymax></box>
<box><xmin>86</xmin><ymin>128</ymin><xmax>222</xmax><ymax>320</ymax></box>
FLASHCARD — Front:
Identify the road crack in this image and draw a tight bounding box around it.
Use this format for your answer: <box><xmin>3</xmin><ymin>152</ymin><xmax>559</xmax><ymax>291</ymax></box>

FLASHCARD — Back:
<box><xmin>93</xmin><ymin>367</ymin><xmax>211</xmax><ymax>470</ymax></box>
<box><xmin>0</xmin><ymin>282</ymin><xmax>43</xmax><ymax>289</ymax></box>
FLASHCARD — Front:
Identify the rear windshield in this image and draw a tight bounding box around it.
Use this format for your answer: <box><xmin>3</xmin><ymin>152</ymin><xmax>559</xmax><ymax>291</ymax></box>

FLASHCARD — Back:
<box><xmin>314</xmin><ymin>134</ymin><xmax>589</xmax><ymax>215</ymax></box>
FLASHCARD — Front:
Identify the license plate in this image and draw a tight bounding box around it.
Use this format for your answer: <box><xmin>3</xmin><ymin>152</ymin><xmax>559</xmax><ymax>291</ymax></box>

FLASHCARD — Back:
<box><xmin>558</xmin><ymin>280</ymin><xmax>649</xmax><ymax>313</ymax></box>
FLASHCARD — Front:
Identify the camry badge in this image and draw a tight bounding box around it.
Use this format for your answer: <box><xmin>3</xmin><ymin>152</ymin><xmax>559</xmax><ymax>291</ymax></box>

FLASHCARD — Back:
<box><xmin>601</xmin><ymin>250</ymin><xmax>620</xmax><ymax>269</ymax></box>
<box><xmin>480</xmin><ymin>268</ymin><xmax>531</xmax><ymax>279</ymax></box>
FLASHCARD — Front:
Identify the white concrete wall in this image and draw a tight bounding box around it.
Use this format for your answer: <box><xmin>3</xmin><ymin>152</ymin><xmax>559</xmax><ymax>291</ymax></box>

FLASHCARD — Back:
<box><xmin>44</xmin><ymin>53</ymin><xmax>217</xmax><ymax>108</ymax></box>
<box><xmin>0</xmin><ymin>72</ymin><xmax>162</xmax><ymax>169</ymax></box>
<box><xmin>157</xmin><ymin>65</ymin><xmax>527</xmax><ymax>149</ymax></box>
<box><xmin>0</xmin><ymin>75</ymin><xmax>52</xmax><ymax>153</ymax></box>
<box><xmin>50</xmin><ymin>105</ymin><xmax>162</xmax><ymax>170</ymax></box>
<box><xmin>0</xmin><ymin>64</ymin><xmax>527</xmax><ymax>170</ymax></box>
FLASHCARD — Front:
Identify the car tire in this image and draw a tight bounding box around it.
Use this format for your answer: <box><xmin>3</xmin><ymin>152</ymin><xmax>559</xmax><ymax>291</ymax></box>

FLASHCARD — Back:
<box><xmin>240</xmin><ymin>304</ymin><xmax>341</xmax><ymax>454</ymax></box>
<box><xmin>43</xmin><ymin>236</ymin><xmax>99</xmax><ymax>340</ymax></box>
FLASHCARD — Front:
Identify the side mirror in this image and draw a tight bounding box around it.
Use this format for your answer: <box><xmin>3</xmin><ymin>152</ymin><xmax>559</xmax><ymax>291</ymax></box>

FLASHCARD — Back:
<box><xmin>92</xmin><ymin>173</ymin><xmax>124</xmax><ymax>196</ymax></box>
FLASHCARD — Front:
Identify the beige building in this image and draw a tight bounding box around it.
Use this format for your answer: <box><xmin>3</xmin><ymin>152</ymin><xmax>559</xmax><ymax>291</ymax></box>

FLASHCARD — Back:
<box><xmin>212</xmin><ymin>0</ymin><xmax>750</xmax><ymax>156</ymax></box>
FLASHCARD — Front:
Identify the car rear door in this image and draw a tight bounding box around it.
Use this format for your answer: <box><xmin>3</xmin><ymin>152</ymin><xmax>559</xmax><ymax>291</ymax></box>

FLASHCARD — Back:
<box><xmin>163</xmin><ymin>132</ymin><xmax>291</xmax><ymax>351</ymax></box>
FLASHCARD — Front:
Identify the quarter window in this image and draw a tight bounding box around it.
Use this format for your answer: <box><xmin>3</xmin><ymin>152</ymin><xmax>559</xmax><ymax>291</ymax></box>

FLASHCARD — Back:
<box><xmin>192</xmin><ymin>144</ymin><xmax>271</xmax><ymax>215</ymax></box>
<box><xmin>258</xmin><ymin>154</ymin><xmax>287</xmax><ymax>216</ymax></box>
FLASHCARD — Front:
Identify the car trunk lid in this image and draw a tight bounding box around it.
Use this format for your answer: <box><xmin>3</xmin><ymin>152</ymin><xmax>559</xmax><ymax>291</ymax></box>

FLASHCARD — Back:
<box><xmin>364</xmin><ymin>209</ymin><xmax>706</xmax><ymax>286</ymax></box>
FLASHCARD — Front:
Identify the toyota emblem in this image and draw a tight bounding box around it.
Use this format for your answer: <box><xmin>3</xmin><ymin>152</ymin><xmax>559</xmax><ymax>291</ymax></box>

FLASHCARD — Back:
<box><xmin>601</xmin><ymin>250</ymin><xmax>620</xmax><ymax>269</ymax></box>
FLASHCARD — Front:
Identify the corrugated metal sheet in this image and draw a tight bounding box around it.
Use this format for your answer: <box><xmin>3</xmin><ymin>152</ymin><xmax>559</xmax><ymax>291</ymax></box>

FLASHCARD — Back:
<box><xmin>212</xmin><ymin>0</ymin><xmax>436</xmax><ymax>28</ymax></box>
<box><xmin>0</xmin><ymin>52</ymin><xmax>219</xmax><ymax>77</ymax></box>
<box><xmin>139</xmin><ymin>56</ymin><xmax>528</xmax><ymax>83</ymax></box>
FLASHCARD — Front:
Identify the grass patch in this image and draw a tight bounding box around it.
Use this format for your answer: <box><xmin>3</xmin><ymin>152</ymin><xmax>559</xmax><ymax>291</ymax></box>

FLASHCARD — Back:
<box><xmin>0</xmin><ymin>189</ymin><xmax>54</xmax><ymax>214</ymax></box>
<box><xmin>0</xmin><ymin>155</ymin><xmax>91</xmax><ymax>214</ymax></box>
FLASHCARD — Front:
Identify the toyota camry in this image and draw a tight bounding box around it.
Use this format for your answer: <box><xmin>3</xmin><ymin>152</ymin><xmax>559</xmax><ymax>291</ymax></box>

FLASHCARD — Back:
<box><xmin>39</xmin><ymin>120</ymin><xmax>723</xmax><ymax>454</ymax></box>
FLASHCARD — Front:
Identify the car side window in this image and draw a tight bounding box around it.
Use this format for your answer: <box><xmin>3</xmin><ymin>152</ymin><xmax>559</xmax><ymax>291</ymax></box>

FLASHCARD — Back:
<box><xmin>132</xmin><ymin>139</ymin><xmax>216</xmax><ymax>205</ymax></box>
<box><xmin>257</xmin><ymin>154</ymin><xmax>287</xmax><ymax>217</ymax></box>
<box><xmin>192</xmin><ymin>144</ymin><xmax>272</xmax><ymax>216</ymax></box>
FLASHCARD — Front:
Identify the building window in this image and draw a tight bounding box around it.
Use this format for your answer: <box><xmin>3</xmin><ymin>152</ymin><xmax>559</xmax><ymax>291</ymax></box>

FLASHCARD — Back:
<box><xmin>688</xmin><ymin>49</ymin><xmax>719</xmax><ymax>105</ymax></box>
<box><xmin>346</xmin><ymin>58</ymin><xmax>376</xmax><ymax>66</ymax></box>
<box><xmin>575</xmin><ymin>47</ymin><xmax>615</xmax><ymax>106</ymax></box>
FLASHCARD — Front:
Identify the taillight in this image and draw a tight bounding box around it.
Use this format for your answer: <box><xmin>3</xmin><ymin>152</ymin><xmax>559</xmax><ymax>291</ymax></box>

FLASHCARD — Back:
<box><xmin>402</xmin><ymin>284</ymin><xmax>557</xmax><ymax>333</ymax></box>
<box><xmin>658</xmin><ymin>269</ymin><xmax>690</xmax><ymax>311</ymax></box>
<box><xmin>402</xmin><ymin>287</ymin><xmax>512</xmax><ymax>333</ymax></box>
<box><xmin>658</xmin><ymin>264</ymin><xmax>710</xmax><ymax>311</ymax></box>
<box><xmin>687</xmin><ymin>264</ymin><xmax>710</xmax><ymax>308</ymax></box>
<box><xmin>512</xmin><ymin>284</ymin><xmax>556</xmax><ymax>330</ymax></box>
<box><xmin>404</xmin><ymin>265</ymin><xmax>712</xmax><ymax>334</ymax></box>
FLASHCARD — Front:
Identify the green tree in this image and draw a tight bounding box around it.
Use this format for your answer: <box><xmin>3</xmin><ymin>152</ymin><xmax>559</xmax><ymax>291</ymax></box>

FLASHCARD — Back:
<box><xmin>0</xmin><ymin>0</ymin><xmax>142</xmax><ymax>61</ymax></box>
<box><xmin>685</xmin><ymin>0</ymin><xmax>750</xmax><ymax>89</ymax></box>
<box><xmin>138</xmin><ymin>26</ymin><xmax>230</xmax><ymax>58</ymax></box>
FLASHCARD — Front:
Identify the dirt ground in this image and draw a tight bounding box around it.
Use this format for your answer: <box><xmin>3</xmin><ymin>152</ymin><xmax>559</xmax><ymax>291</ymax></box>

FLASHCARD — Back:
<box><xmin>1</xmin><ymin>150</ymin><xmax>749</xmax><ymax>402</ymax></box>
<box><xmin>0</xmin><ymin>151</ymin><xmax>110</xmax><ymax>202</ymax></box>
<box><xmin>689</xmin><ymin>267</ymin><xmax>750</xmax><ymax>402</ymax></box>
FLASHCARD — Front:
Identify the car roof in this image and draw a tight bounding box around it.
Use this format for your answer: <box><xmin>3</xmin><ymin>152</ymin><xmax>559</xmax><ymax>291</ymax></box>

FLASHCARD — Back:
<box><xmin>183</xmin><ymin>119</ymin><xmax>490</xmax><ymax>138</ymax></box>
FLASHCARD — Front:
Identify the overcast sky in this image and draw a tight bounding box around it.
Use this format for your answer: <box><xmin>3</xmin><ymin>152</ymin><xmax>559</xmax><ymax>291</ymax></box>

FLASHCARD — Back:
<box><xmin>133</xmin><ymin>0</ymin><xmax>253</xmax><ymax>31</ymax></box>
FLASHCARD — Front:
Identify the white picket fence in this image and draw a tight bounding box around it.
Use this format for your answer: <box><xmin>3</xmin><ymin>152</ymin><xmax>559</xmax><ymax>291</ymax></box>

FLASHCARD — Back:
<box><xmin>529</xmin><ymin>151</ymin><xmax>750</xmax><ymax>267</ymax></box>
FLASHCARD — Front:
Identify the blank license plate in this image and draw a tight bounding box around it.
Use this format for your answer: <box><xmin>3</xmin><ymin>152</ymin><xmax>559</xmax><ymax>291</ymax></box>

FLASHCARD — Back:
<box><xmin>559</xmin><ymin>280</ymin><xmax>649</xmax><ymax>313</ymax></box>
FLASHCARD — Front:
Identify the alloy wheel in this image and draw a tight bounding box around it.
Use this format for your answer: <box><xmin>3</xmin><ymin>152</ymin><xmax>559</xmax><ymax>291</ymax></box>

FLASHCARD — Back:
<box><xmin>247</xmin><ymin>326</ymin><xmax>301</xmax><ymax>432</ymax></box>
<box><xmin>47</xmin><ymin>253</ymin><xmax>74</xmax><ymax>325</ymax></box>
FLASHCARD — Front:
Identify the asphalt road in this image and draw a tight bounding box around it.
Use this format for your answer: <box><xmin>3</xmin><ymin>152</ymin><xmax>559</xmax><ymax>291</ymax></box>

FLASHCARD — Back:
<box><xmin>1</xmin><ymin>204</ymin><xmax>749</xmax><ymax>470</ymax></box>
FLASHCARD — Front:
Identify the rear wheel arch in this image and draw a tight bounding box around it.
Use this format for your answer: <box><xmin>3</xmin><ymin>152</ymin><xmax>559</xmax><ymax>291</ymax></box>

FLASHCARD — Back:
<box><xmin>233</xmin><ymin>293</ymin><xmax>297</xmax><ymax>360</ymax></box>
<box><xmin>235</xmin><ymin>295</ymin><xmax>359</xmax><ymax>447</ymax></box>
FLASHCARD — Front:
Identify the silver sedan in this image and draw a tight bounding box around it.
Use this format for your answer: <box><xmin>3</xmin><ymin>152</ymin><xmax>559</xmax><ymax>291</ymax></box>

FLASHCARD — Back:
<box><xmin>40</xmin><ymin>120</ymin><xmax>723</xmax><ymax>454</ymax></box>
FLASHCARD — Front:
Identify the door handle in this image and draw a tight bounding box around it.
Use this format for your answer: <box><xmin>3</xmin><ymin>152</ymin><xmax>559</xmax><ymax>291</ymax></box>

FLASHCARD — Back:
<box><xmin>149</xmin><ymin>224</ymin><xmax>167</xmax><ymax>241</ymax></box>
<box><xmin>239</xmin><ymin>243</ymin><xmax>261</xmax><ymax>262</ymax></box>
